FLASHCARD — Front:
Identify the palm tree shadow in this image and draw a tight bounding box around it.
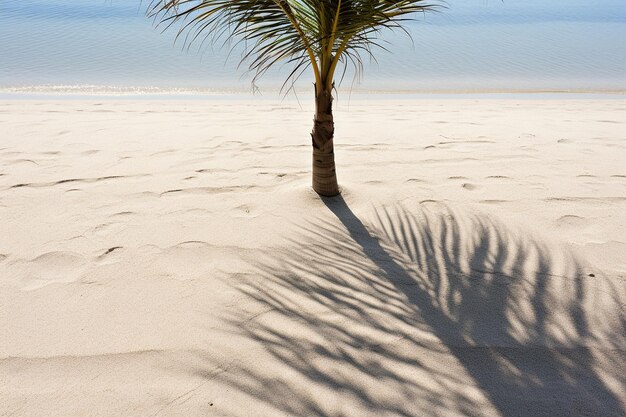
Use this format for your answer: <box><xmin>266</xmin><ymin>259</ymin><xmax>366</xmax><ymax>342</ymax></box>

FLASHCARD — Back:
<box><xmin>195</xmin><ymin>196</ymin><xmax>626</xmax><ymax>416</ymax></box>
<box><xmin>321</xmin><ymin>196</ymin><xmax>625</xmax><ymax>416</ymax></box>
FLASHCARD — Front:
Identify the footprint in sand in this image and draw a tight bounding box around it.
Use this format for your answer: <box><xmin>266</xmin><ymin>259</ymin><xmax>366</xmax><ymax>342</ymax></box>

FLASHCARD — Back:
<box><xmin>9</xmin><ymin>175</ymin><xmax>128</xmax><ymax>189</ymax></box>
<box><xmin>111</xmin><ymin>211</ymin><xmax>135</xmax><ymax>218</ymax></box>
<box><xmin>8</xmin><ymin>158</ymin><xmax>39</xmax><ymax>166</ymax></box>
<box><xmin>419</xmin><ymin>199</ymin><xmax>441</xmax><ymax>206</ymax></box>
<box><xmin>10</xmin><ymin>251</ymin><xmax>87</xmax><ymax>290</ymax></box>
<box><xmin>91</xmin><ymin>221</ymin><xmax>123</xmax><ymax>236</ymax></box>
<box><xmin>96</xmin><ymin>246</ymin><xmax>124</xmax><ymax>262</ymax></box>
<box><xmin>555</xmin><ymin>215</ymin><xmax>589</xmax><ymax>228</ymax></box>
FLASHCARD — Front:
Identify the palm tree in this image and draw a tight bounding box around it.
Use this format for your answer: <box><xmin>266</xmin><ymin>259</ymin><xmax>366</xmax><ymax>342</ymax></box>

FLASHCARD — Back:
<box><xmin>149</xmin><ymin>0</ymin><xmax>438</xmax><ymax>196</ymax></box>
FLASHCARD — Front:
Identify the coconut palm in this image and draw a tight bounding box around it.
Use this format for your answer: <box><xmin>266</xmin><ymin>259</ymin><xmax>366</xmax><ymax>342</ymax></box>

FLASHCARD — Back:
<box><xmin>149</xmin><ymin>0</ymin><xmax>438</xmax><ymax>196</ymax></box>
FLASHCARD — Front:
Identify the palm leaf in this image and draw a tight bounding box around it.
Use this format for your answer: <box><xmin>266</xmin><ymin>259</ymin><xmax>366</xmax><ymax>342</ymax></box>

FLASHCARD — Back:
<box><xmin>148</xmin><ymin>0</ymin><xmax>442</xmax><ymax>92</ymax></box>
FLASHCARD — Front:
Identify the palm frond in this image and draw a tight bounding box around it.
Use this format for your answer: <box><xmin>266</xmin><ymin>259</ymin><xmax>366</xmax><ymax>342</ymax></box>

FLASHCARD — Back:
<box><xmin>148</xmin><ymin>0</ymin><xmax>442</xmax><ymax>92</ymax></box>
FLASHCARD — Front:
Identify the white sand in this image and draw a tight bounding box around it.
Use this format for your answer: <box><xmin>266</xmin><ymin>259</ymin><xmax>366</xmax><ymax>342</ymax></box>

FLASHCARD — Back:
<box><xmin>0</xmin><ymin>97</ymin><xmax>625</xmax><ymax>416</ymax></box>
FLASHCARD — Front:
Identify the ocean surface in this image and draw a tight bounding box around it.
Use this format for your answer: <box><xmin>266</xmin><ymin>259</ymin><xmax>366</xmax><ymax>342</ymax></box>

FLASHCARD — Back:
<box><xmin>1</xmin><ymin>0</ymin><xmax>626</xmax><ymax>94</ymax></box>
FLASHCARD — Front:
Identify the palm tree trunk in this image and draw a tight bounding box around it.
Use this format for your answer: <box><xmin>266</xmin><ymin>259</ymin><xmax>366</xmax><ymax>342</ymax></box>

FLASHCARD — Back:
<box><xmin>311</xmin><ymin>87</ymin><xmax>339</xmax><ymax>196</ymax></box>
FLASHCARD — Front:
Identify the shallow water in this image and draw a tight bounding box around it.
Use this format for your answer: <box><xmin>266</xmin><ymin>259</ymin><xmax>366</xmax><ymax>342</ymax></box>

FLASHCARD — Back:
<box><xmin>1</xmin><ymin>0</ymin><xmax>625</xmax><ymax>93</ymax></box>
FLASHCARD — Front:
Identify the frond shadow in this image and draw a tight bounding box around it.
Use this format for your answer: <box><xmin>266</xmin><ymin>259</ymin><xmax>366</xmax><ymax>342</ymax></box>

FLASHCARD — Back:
<box><xmin>195</xmin><ymin>197</ymin><xmax>626</xmax><ymax>416</ymax></box>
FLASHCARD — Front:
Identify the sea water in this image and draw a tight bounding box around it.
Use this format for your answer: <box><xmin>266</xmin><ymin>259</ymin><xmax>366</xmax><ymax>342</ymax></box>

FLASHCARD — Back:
<box><xmin>1</xmin><ymin>0</ymin><xmax>625</xmax><ymax>94</ymax></box>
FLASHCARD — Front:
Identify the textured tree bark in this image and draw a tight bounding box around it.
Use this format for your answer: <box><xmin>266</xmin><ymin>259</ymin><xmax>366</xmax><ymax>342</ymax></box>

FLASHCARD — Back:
<box><xmin>311</xmin><ymin>87</ymin><xmax>339</xmax><ymax>196</ymax></box>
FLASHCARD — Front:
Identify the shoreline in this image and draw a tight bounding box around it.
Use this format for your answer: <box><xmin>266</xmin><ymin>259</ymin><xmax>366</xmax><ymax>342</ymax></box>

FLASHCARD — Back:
<box><xmin>2</xmin><ymin>86</ymin><xmax>626</xmax><ymax>101</ymax></box>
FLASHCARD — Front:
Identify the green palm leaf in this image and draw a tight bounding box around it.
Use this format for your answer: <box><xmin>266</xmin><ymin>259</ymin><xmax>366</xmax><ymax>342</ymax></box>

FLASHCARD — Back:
<box><xmin>148</xmin><ymin>0</ymin><xmax>441</xmax><ymax>93</ymax></box>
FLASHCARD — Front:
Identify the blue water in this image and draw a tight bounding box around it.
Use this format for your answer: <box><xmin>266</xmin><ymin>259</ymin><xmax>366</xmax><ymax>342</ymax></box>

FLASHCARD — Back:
<box><xmin>1</xmin><ymin>0</ymin><xmax>625</xmax><ymax>93</ymax></box>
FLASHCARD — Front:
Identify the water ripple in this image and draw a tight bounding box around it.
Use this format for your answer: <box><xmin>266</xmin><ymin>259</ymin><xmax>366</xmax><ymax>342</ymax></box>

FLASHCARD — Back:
<box><xmin>1</xmin><ymin>0</ymin><xmax>625</xmax><ymax>91</ymax></box>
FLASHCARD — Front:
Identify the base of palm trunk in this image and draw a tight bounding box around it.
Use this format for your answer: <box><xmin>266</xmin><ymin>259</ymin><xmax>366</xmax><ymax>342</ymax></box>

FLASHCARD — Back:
<box><xmin>312</xmin><ymin>147</ymin><xmax>339</xmax><ymax>197</ymax></box>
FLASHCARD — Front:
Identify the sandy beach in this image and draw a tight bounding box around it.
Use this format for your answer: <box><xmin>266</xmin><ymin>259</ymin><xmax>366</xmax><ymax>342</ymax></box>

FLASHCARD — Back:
<box><xmin>1</xmin><ymin>97</ymin><xmax>625</xmax><ymax>416</ymax></box>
